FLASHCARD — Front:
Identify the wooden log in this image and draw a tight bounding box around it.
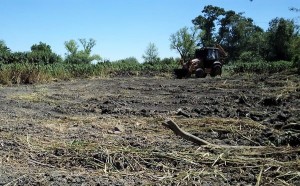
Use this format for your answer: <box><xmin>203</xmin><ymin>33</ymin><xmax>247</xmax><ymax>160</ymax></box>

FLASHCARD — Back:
<box><xmin>162</xmin><ymin>119</ymin><xmax>266</xmax><ymax>149</ymax></box>
<box><xmin>162</xmin><ymin>119</ymin><xmax>214</xmax><ymax>146</ymax></box>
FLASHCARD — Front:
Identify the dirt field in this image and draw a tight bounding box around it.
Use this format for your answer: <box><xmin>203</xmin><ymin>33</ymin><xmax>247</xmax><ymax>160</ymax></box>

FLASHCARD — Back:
<box><xmin>0</xmin><ymin>72</ymin><xmax>299</xmax><ymax>185</ymax></box>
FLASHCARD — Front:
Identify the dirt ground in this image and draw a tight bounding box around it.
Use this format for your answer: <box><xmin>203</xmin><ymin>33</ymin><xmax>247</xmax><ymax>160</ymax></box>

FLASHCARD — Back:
<box><xmin>0</xmin><ymin>72</ymin><xmax>299</xmax><ymax>185</ymax></box>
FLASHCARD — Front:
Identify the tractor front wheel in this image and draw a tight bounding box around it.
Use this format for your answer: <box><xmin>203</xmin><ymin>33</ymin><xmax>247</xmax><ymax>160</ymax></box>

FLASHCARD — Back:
<box><xmin>174</xmin><ymin>69</ymin><xmax>189</xmax><ymax>79</ymax></box>
<box><xmin>195</xmin><ymin>68</ymin><xmax>207</xmax><ymax>78</ymax></box>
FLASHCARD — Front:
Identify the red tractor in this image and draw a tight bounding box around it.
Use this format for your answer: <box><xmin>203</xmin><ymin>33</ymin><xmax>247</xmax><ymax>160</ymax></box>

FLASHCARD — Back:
<box><xmin>174</xmin><ymin>44</ymin><xmax>227</xmax><ymax>78</ymax></box>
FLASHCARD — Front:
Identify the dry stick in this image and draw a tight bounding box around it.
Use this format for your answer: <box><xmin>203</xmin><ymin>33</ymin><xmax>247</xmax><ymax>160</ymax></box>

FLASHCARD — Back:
<box><xmin>162</xmin><ymin>119</ymin><xmax>214</xmax><ymax>146</ymax></box>
<box><xmin>255</xmin><ymin>167</ymin><xmax>264</xmax><ymax>186</ymax></box>
<box><xmin>162</xmin><ymin>119</ymin><xmax>265</xmax><ymax>149</ymax></box>
<box><xmin>28</xmin><ymin>158</ymin><xmax>56</xmax><ymax>168</ymax></box>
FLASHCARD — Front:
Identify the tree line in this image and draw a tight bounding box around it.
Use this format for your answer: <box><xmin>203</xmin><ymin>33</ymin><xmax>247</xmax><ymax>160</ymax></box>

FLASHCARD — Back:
<box><xmin>0</xmin><ymin>38</ymin><xmax>103</xmax><ymax>65</ymax></box>
<box><xmin>1</xmin><ymin>5</ymin><xmax>299</xmax><ymax>65</ymax></box>
<box><xmin>170</xmin><ymin>5</ymin><xmax>300</xmax><ymax>65</ymax></box>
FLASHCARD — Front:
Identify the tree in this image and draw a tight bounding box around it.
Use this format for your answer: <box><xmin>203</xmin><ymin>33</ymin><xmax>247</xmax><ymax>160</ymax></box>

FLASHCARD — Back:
<box><xmin>79</xmin><ymin>38</ymin><xmax>96</xmax><ymax>54</ymax></box>
<box><xmin>28</xmin><ymin>42</ymin><xmax>62</xmax><ymax>64</ymax></box>
<box><xmin>289</xmin><ymin>7</ymin><xmax>300</xmax><ymax>71</ymax></box>
<box><xmin>266</xmin><ymin>18</ymin><xmax>295</xmax><ymax>61</ymax></box>
<box><xmin>170</xmin><ymin>27</ymin><xmax>199</xmax><ymax>62</ymax></box>
<box><xmin>64</xmin><ymin>38</ymin><xmax>101</xmax><ymax>64</ymax></box>
<box><xmin>289</xmin><ymin>7</ymin><xmax>300</xmax><ymax>72</ymax></box>
<box><xmin>31</xmin><ymin>42</ymin><xmax>52</xmax><ymax>53</ymax></box>
<box><xmin>142</xmin><ymin>42</ymin><xmax>159</xmax><ymax>64</ymax></box>
<box><xmin>116</xmin><ymin>57</ymin><xmax>139</xmax><ymax>65</ymax></box>
<box><xmin>0</xmin><ymin>40</ymin><xmax>10</xmax><ymax>53</ymax></box>
<box><xmin>218</xmin><ymin>11</ymin><xmax>264</xmax><ymax>60</ymax></box>
<box><xmin>64</xmin><ymin>40</ymin><xmax>78</xmax><ymax>56</ymax></box>
<box><xmin>192</xmin><ymin>6</ymin><xmax>264</xmax><ymax>61</ymax></box>
<box><xmin>192</xmin><ymin>5</ymin><xmax>225</xmax><ymax>46</ymax></box>
<box><xmin>0</xmin><ymin>40</ymin><xmax>11</xmax><ymax>63</ymax></box>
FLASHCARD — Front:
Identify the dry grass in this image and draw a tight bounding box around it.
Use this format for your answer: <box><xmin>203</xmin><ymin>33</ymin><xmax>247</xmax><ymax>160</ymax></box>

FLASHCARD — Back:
<box><xmin>1</xmin><ymin>115</ymin><xmax>299</xmax><ymax>185</ymax></box>
<box><xmin>1</xmin><ymin>74</ymin><xmax>299</xmax><ymax>185</ymax></box>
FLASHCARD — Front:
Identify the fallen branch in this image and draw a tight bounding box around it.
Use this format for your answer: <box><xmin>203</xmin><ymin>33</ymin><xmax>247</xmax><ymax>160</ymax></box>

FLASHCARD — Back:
<box><xmin>162</xmin><ymin>119</ymin><xmax>214</xmax><ymax>146</ymax></box>
<box><xmin>28</xmin><ymin>158</ymin><xmax>56</xmax><ymax>168</ymax></box>
<box><xmin>162</xmin><ymin>119</ymin><xmax>266</xmax><ymax>149</ymax></box>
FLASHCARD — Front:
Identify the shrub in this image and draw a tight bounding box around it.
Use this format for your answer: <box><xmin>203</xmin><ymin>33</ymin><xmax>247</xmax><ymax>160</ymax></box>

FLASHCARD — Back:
<box><xmin>231</xmin><ymin>61</ymin><xmax>293</xmax><ymax>74</ymax></box>
<box><xmin>292</xmin><ymin>55</ymin><xmax>300</xmax><ymax>74</ymax></box>
<box><xmin>238</xmin><ymin>51</ymin><xmax>264</xmax><ymax>62</ymax></box>
<box><xmin>28</xmin><ymin>51</ymin><xmax>62</xmax><ymax>64</ymax></box>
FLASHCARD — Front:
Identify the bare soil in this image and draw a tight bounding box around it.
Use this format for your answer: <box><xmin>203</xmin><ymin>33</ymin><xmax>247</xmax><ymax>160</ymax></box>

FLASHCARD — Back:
<box><xmin>0</xmin><ymin>73</ymin><xmax>299</xmax><ymax>185</ymax></box>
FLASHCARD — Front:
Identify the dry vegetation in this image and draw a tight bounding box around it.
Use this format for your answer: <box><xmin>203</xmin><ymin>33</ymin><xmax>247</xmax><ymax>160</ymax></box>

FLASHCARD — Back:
<box><xmin>0</xmin><ymin>73</ymin><xmax>299</xmax><ymax>185</ymax></box>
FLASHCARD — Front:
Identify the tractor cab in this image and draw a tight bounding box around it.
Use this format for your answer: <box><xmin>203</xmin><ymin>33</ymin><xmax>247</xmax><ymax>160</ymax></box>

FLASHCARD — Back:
<box><xmin>195</xmin><ymin>47</ymin><xmax>221</xmax><ymax>68</ymax></box>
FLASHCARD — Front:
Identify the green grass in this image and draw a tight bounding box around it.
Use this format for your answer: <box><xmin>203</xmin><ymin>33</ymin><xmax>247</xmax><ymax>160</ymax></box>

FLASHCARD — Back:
<box><xmin>228</xmin><ymin>60</ymin><xmax>294</xmax><ymax>74</ymax></box>
<box><xmin>0</xmin><ymin>60</ymin><xmax>296</xmax><ymax>85</ymax></box>
<box><xmin>0</xmin><ymin>61</ymin><xmax>181</xmax><ymax>85</ymax></box>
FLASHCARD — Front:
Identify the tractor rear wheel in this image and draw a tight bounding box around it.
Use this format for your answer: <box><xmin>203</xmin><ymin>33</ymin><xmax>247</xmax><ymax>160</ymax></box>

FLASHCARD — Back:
<box><xmin>211</xmin><ymin>65</ymin><xmax>222</xmax><ymax>77</ymax></box>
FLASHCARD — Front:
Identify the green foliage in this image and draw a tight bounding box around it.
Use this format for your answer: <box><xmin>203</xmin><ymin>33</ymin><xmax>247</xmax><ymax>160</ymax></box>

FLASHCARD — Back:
<box><xmin>31</xmin><ymin>42</ymin><xmax>52</xmax><ymax>53</ymax></box>
<box><xmin>64</xmin><ymin>39</ymin><xmax>78</xmax><ymax>55</ymax></box>
<box><xmin>291</xmin><ymin>35</ymin><xmax>300</xmax><ymax>60</ymax></box>
<box><xmin>65</xmin><ymin>51</ymin><xmax>89</xmax><ymax>64</ymax></box>
<box><xmin>28</xmin><ymin>51</ymin><xmax>62</xmax><ymax>64</ymax></box>
<box><xmin>0</xmin><ymin>42</ymin><xmax>62</xmax><ymax>64</ymax></box>
<box><xmin>266</xmin><ymin>18</ymin><xmax>295</xmax><ymax>61</ymax></box>
<box><xmin>0</xmin><ymin>57</ymin><xmax>181</xmax><ymax>85</ymax></box>
<box><xmin>113</xmin><ymin>57</ymin><xmax>139</xmax><ymax>68</ymax></box>
<box><xmin>292</xmin><ymin>55</ymin><xmax>300</xmax><ymax>74</ymax></box>
<box><xmin>169</xmin><ymin>27</ymin><xmax>199</xmax><ymax>62</ymax></box>
<box><xmin>29</xmin><ymin>42</ymin><xmax>62</xmax><ymax>64</ymax></box>
<box><xmin>0</xmin><ymin>40</ymin><xmax>11</xmax><ymax>63</ymax></box>
<box><xmin>192</xmin><ymin>5</ymin><xmax>225</xmax><ymax>46</ymax></box>
<box><xmin>0</xmin><ymin>63</ymin><xmax>50</xmax><ymax>84</ymax></box>
<box><xmin>64</xmin><ymin>38</ymin><xmax>101</xmax><ymax>64</ymax></box>
<box><xmin>79</xmin><ymin>38</ymin><xmax>96</xmax><ymax>54</ymax></box>
<box><xmin>160</xmin><ymin>57</ymin><xmax>178</xmax><ymax>65</ymax></box>
<box><xmin>238</xmin><ymin>51</ymin><xmax>264</xmax><ymax>62</ymax></box>
<box><xmin>0</xmin><ymin>40</ymin><xmax>10</xmax><ymax>53</ymax></box>
<box><xmin>231</xmin><ymin>61</ymin><xmax>293</xmax><ymax>74</ymax></box>
<box><xmin>190</xmin><ymin>6</ymin><xmax>300</xmax><ymax>64</ymax></box>
<box><xmin>7</xmin><ymin>52</ymin><xmax>29</xmax><ymax>64</ymax></box>
<box><xmin>191</xmin><ymin>6</ymin><xmax>265</xmax><ymax>61</ymax></box>
<box><xmin>1</xmin><ymin>5</ymin><xmax>299</xmax><ymax>83</ymax></box>
<box><xmin>142</xmin><ymin>43</ymin><xmax>159</xmax><ymax>65</ymax></box>
<box><xmin>218</xmin><ymin>12</ymin><xmax>264</xmax><ymax>60</ymax></box>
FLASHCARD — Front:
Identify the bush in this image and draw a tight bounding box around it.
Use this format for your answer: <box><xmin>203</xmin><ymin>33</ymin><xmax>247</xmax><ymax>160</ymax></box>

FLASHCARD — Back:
<box><xmin>292</xmin><ymin>55</ymin><xmax>300</xmax><ymax>74</ymax></box>
<box><xmin>231</xmin><ymin>61</ymin><xmax>293</xmax><ymax>74</ymax></box>
<box><xmin>28</xmin><ymin>51</ymin><xmax>62</xmax><ymax>64</ymax></box>
<box><xmin>7</xmin><ymin>52</ymin><xmax>29</xmax><ymax>64</ymax></box>
<box><xmin>238</xmin><ymin>51</ymin><xmax>264</xmax><ymax>62</ymax></box>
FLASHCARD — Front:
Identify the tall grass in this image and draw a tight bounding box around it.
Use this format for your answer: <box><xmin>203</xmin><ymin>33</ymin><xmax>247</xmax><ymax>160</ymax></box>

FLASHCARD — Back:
<box><xmin>0</xmin><ymin>60</ymin><xmax>295</xmax><ymax>85</ymax></box>
<box><xmin>0</xmin><ymin>63</ymin><xmax>50</xmax><ymax>85</ymax></box>
<box><xmin>0</xmin><ymin>60</ymin><xmax>180</xmax><ymax>85</ymax></box>
<box><xmin>229</xmin><ymin>61</ymin><xmax>294</xmax><ymax>74</ymax></box>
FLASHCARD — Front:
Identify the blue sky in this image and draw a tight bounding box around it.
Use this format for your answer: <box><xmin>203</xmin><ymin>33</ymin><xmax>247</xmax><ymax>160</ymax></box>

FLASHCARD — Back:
<box><xmin>0</xmin><ymin>0</ymin><xmax>299</xmax><ymax>62</ymax></box>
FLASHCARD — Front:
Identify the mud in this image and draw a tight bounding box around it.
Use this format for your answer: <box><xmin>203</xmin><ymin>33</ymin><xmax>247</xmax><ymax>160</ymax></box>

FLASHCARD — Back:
<box><xmin>0</xmin><ymin>73</ymin><xmax>299</xmax><ymax>185</ymax></box>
